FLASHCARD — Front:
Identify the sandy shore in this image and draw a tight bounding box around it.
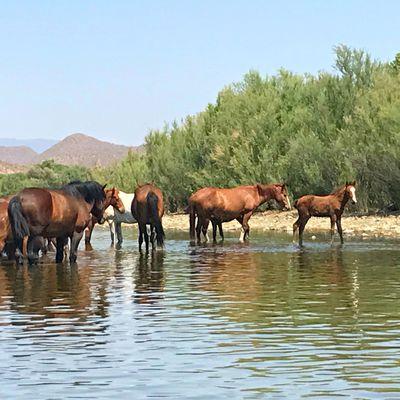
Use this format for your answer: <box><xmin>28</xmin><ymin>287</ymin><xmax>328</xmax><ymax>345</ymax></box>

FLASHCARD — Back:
<box><xmin>161</xmin><ymin>211</ymin><xmax>400</xmax><ymax>239</ymax></box>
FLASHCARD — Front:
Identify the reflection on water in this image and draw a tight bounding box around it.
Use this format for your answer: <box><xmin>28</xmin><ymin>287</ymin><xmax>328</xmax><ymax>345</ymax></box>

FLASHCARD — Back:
<box><xmin>1</xmin><ymin>230</ymin><xmax>400</xmax><ymax>399</ymax></box>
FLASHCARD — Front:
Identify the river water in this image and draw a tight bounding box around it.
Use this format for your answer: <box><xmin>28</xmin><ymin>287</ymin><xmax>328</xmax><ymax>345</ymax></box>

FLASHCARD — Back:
<box><xmin>1</xmin><ymin>229</ymin><xmax>400</xmax><ymax>399</ymax></box>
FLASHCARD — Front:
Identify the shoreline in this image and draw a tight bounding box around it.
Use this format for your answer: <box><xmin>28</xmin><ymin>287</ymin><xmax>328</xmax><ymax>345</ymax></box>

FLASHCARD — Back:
<box><xmin>160</xmin><ymin>211</ymin><xmax>400</xmax><ymax>239</ymax></box>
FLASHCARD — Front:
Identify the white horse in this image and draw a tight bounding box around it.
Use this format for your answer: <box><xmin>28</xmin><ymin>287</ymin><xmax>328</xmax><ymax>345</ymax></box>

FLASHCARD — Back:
<box><xmin>85</xmin><ymin>190</ymin><xmax>137</xmax><ymax>248</ymax></box>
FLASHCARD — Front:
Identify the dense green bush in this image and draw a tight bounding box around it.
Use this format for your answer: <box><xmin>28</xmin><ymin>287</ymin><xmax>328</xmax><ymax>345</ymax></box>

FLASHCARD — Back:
<box><xmin>129</xmin><ymin>45</ymin><xmax>400</xmax><ymax>212</ymax></box>
<box><xmin>0</xmin><ymin>160</ymin><xmax>93</xmax><ymax>195</ymax></box>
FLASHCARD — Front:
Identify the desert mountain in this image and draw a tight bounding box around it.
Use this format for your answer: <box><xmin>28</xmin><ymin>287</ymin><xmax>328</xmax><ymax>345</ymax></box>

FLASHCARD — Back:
<box><xmin>34</xmin><ymin>133</ymin><xmax>138</xmax><ymax>167</ymax></box>
<box><xmin>0</xmin><ymin>146</ymin><xmax>37</xmax><ymax>165</ymax></box>
<box><xmin>0</xmin><ymin>138</ymin><xmax>57</xmax><ymax>153</ymax></box>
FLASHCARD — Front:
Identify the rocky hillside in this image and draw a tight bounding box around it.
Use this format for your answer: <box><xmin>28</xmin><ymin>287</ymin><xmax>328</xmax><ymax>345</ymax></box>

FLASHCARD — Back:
<box><xmin>34</xmin><ymin>133</ymin><xmax>139</xmax><ymax>167</ymax></box>
<box><xmin>0</xmin><ymin>146</ymin><xmax>37</xmax><ymax>165</ymax></box>
<box><xmin>0</xmin><ymin>133</ymin><xmax>140</xmax><ymax>168</ymax></box>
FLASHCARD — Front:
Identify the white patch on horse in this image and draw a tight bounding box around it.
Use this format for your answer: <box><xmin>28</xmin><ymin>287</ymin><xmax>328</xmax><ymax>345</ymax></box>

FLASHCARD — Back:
<box><xmin>349</xmin><ymin>186</ymin><xmax>357</xmax><ymax>203</ymax></box>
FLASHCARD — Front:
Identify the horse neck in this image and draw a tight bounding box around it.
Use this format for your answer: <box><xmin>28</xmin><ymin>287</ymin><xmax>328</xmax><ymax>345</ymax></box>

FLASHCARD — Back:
<box><xmin>258</xmin><ymin>186</ymin><xmax>275</xmax><ymax>205</ymax></box>
<box><xmin>334</xmin><ymin>189</ymin><xmax>349</xmax><ymax>211</ymax></box>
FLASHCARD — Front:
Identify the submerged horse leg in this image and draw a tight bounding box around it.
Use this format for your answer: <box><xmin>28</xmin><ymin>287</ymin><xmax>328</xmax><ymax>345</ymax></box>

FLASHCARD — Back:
<box><xmin>202</xmin><ymin>218</ymin><xmax>210</xmax><ymax>242</ymax></box>
<box><xmin>298</xmin><ymin>217</ymin><xmax>310</xmax><ymax>247</ymax></box>
<box><xmin>150</xmin><ymin>224</ymin><xmax>156</xmax><ymax>250</ymax></box>
<box><xmin>211</xmin><ymin>220</ymin><xmax>217</xmax><ymax>242</ymax></box>
<box><xmin>242</xmin><ymin>212</ymin><xmax>252</xmax><ymax>241</ymax></box>
<box><xmin>56</xmin><ymin>236</ymin><xmax>68</xmax><ymax>263</ymax></box>
<box><xmin>70</xmin><ymin>231</ymin><xmax>83</xmax><ymax>264</ymax></box>
<box><xmin>115</xmin><ymin>222</ymin><xmax>123</xmax><ymax>246</ymax></box>
<box><xmin>218</xmin><ymin>221</ymin><xmax>224</xmax><ymax>241</ymax></box>
<box><xmin>195</xmin><ymin>217</ymin><xmax>202</xmax><ymax>243</ymax></box>
<box><xmin>109</xmin><ymin>220</ymin><xmax>115</xmax><ymax>245</ymax></box>
<box><xmin>27</xmin><ymin>236</ymin><xmax>41</xmax><ymax>265</ymax></box>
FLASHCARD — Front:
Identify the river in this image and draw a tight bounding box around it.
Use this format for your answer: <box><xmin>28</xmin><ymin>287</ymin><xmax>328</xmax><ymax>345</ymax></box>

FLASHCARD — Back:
<box><xmin>1</xmin><ymin>229</ymin><xmax>400</xmax><ymax>399</ymax></box>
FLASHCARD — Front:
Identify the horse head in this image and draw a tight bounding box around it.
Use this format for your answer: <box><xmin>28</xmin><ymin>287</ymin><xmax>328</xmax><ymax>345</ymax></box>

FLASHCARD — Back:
<box><xmin>105</xmin><ymin>187</ymin><xmax>125</xmax><ymax>214</ymax></box>
<box><xmin>345</xmin><ymin>181</ymin><xmax>357</xmax><ymax>204</ymax></box>
<box><xmin>257</xmin><ymin>183</ymin><xmax>291</xmax><ymax>210</ymax></box>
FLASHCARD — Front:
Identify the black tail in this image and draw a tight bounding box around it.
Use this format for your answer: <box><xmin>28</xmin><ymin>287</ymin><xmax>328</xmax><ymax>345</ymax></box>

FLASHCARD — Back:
<box><xmin>8</xmin><ymin>196</ymin><xmax>30</xmax><ymax>242</ymax></box>
<box><xmin>147</xmin><ymin>192</ymin><xmax>165</xmax><ymax>247</ymax></box>
<box><xmin>189</xmin><ymin>202</ymin><xmax>196</xmax><ymax>241</ymax></box>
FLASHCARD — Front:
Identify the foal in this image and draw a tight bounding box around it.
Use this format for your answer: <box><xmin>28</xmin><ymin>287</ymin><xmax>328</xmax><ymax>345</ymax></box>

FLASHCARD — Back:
<box><xmin>293</xmin><ymin>181</ymin><xmax>357</xmax><ymax>246</ymax></box>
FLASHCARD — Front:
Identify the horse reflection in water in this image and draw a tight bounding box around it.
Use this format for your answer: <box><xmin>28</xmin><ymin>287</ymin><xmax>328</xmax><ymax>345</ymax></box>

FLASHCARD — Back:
<box><xmin>0</xmin><ymin>257</ymin><xmax>112</xmax><ymax>334</ymax></box>
<box><xmin>133</xmin><ymin>251</ymin><xmax>165</xmax><ymax>305</ymax></box>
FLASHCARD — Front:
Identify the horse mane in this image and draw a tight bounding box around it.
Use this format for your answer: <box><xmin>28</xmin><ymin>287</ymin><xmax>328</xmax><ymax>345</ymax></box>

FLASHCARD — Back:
<box><xmin>330</xmin><ymin>184</ymin><xmax>347</xmax><ymax>196</ymax></box>
<box><xmin>62</xmin><ymin>181</ymin><xmax>105</xmax><ymax>203</ymax></box>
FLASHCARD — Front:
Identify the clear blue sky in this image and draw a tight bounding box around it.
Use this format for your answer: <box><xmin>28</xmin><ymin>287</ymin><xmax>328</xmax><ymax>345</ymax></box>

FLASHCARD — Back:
<box><xmin>0</xmin><ymin>0</ymin><xmax>398</xmax><ymax>146</ymax></box>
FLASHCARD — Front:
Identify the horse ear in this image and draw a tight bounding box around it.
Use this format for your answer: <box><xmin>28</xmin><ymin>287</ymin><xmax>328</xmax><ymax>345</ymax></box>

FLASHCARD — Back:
<box><xmin>352</xmin><ymin>180</ymin><xmax>356</xmax><ymax>186</ymax></box>
<box><xmin>345</xmin><ymin>181</ymin><xmax>349</xmax><ymax>186</ymax></box>
<box><xmin>256</xmin><ymin>184</ymin><xmax>263</xmax><ymax>195</ymax></box>
<box><xmin>102</xmin><ymin>184</ymin><xmax>107</xmax><ymax>191</ymax></box>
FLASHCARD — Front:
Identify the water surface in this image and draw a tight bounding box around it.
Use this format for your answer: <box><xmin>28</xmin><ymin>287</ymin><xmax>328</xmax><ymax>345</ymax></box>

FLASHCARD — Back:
<box><xmin>1</xmin><ymin>229</ymin><xmax>400</xmax><ymax>399</ymax></box>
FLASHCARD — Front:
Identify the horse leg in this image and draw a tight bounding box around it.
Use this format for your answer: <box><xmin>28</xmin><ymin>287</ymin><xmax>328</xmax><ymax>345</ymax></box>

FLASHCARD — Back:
<box><xmin>70</xmin><ymin>231</ymin><xmax>83</xmax><ymax>264</ymax></box>
<box><xmin>202</xmin><ymin>218</ymin><xmax>210</xmax><ymax>242</ymax></box>
<box><xmin>212</xmin><ymin>220</ymin><xmax>217</xmax><ymax>242</ymax></box>
<box><xmin>330</xmin><ymin>215</ymin><xmax>337</xmax><ymax>245</ymax></box>
<box><xmin>143</xmin><ymin>225</ymin><xmax>150</xmax><ymax>253</ymax></box>
<box><xmin>242</xmin><ymin>212</ymin><xmax>252</xmax><ymax>241</ymax></box>
<box><xmin>218</xmin><ymin>222</ymin><xmax>224</xmax><ymax>241</ymax></box>
<box><xmin>56</xmin><ymin>236</ymin><xmax>68</xmax><ymax>263</ymax></box>
<box><xmin>27</xmin><ymin>236</ymin><xmax>41</xmax><ymax>265</ymax></box>
<box><xmin>109</xmin><ymin>220</ymin><xmax>115</xmax><ymax>246</ymax></box>
<box><xmin>84</xmin><ymin>219</ymin><xmax>94</xmax><ymax>250</ymax></box>
<box><xmin>196</xmin><ymin>217</ymin><xmax>202</xmax><ymax>243</ymax></box>
<box><xmin>138</xmin><ymin>224</ymin><xmax>144</xmax><ymax>252</ymax></box>
<box><xmin>236</xmin><ymin>216</ymin><xmax>245</xmax><ymax>242</ymax></box>
<box><xmin>150</xmin><ymin>224</ymin><xmax>156</xmax><ymax>250</ymax></box>
<box><xmin>115</xmin><ymin>222</ymin><xmax>123</xmax><ymax>246</ymax></box>
<box><xmin>298</xmin><ymin>217</ymin><xmax>309</xmax><ymax>247</ymax></box>
<box><xmin>336</xmin><ymin>218</ymin><xmax>344</xmax><ymax>244</ymax></box>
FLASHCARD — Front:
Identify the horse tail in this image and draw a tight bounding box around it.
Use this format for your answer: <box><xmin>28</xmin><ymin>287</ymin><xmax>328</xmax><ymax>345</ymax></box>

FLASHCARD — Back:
<box><xmin>147</xmin><ymin>192</ymin><xmax>165</xmax><ymax>247</ymax></box>
<box><xmin>189</xmin><ymin>202</ymin><xmax>196</xmax><ymax>241</ymax></box>
<box><xmin>8</xmin><ymin>196</ymin><xmax>30</xmax><ymax>242</ymax></box>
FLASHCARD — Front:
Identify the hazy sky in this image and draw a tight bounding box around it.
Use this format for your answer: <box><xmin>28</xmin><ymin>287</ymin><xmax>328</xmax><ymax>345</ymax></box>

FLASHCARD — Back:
<box><xmin>0</xmin><ymin>1</ymin><xmax>398</xmax><ymax>145</ymax></box>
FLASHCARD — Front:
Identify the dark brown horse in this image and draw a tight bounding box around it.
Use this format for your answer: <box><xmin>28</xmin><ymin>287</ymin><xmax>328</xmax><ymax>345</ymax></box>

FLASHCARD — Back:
<box><xmin>131</xmin><ymin>183</ymin><xmax>164</xmax><ymax>252</ymax></box>
<box><xmin>8</xmin><ymin>181</ymin><xmax>106</xmax><ymax>265</ymax></box>
<box><xmin>84</xmin><ymin>187</ymin><xmax>126</xmax><ymax>250</ymax></box>
<box><xmin>189</xmin><ymin>183</ymin><xmax>291</xmax><ymax>243</ymax></box>
<box><xmin>293</xmin><ymin>181</ymin><xmax>357</xmax><ymax>246</ymax></box>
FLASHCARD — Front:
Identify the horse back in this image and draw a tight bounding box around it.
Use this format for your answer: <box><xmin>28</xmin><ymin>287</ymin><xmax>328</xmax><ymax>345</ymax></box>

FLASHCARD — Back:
<box><xmin>132</xmin><ymin>184</ymin><xmax>164</xmax><ymax>222</ymax></box>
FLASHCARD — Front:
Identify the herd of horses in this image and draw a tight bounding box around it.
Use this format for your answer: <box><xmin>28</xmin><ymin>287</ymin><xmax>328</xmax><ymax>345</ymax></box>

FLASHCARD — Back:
<box><xmin>0</xmin><ymin>179</ymin><xmax>358</xmax><ymax>265</ymax></box>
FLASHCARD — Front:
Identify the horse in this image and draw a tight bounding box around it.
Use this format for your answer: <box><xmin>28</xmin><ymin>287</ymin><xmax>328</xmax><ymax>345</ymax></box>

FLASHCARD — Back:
<box><xmin>131</xmin><ymin>183</ymin><xmax>165</xmax><ymax>252</ymax></box>
<box><xmin>189</xmin><ymin>183</ymin><xmax>291</xmax><ymax>243</ymax></box>
<box><xmin>0</xmin><ymin>196</ymin><xmax>12</xmax><ymax>255</ymax></box>
<box><xmin>85</xmin><ymin>189</ymin><xmax>136</xmax><ymax>250</ymax></box>
<box><xmin>8</xmin><ymin>181</ymin><xmax>106</xmax><ymax>265</ymax></box>
<box><xmin>293</xmin><ymin>181</ymin><xmax>357</xmax><ymax>246</ymax></box>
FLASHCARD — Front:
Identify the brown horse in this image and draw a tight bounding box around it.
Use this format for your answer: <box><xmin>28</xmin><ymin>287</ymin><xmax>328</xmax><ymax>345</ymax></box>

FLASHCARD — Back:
<box><xmin>293</xmin><ymin>181</ymin><xmax>357</xmax><ymax>246</ymax></box>
<box><xmin>8</xmin><ymin>181</ymin><xmax>106</xmax><ymax>265</ymax></box>
<box><xmin>189</xmin><ymin>183</ymin><xmax>291</xmax><ymax>243</ymax></box>
<box><xmin>131</xmin><ymin>183</ymin><xmax>164</xmax><ymax>252</ymax></box>
<box><xmin>84</xmin><ymin>187</ymin><xmax>126</xmax><ymax>250</ymax></box>
<box><xmin>0</xmin><ymin>196</ymin><xmax>12</xmax><ymax>254</ymax></box>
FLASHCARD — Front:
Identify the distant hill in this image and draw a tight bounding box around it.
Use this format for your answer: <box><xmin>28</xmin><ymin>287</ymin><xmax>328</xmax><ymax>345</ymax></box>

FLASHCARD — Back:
<box><xmin>0</xmin><ymin>146</ymin><xmax>37</xmax><ymax>165</ymax></box>
<box><xmin>0</xmin><ymin>138</ymin><xmax>57</xmax><ymax>153</ymax></box>
<box><xmin>34</xmin><ymin>133</ymin><xmax>139</xmax><ymax>167</ymax></box>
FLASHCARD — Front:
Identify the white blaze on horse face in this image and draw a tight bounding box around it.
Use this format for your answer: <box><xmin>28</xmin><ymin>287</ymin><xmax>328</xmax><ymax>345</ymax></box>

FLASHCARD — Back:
<box><xmin>349</xmin><ymin>186</ymin><xmax>357</xmax><ymax>203</ymax></box>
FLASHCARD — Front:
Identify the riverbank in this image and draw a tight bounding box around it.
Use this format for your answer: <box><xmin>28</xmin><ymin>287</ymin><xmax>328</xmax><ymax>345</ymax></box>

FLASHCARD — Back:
<box><xmin>161</xmin><ymin>211</ymin><xmax>400</xmax><ymax>238</ymax></box>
